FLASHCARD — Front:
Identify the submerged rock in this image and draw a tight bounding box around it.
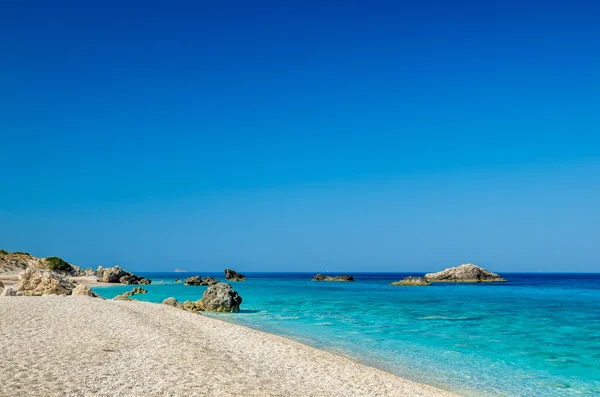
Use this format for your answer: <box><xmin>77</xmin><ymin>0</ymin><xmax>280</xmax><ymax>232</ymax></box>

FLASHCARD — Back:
<box><xmin>175</xmin><ymin>279</ymin><xmax>181</xmax><ymax>283</ymax></box>
<box><xmin>71</xmin><ymin>284</ymin><xmax>99</xmax><ymax>297</ymax></box>
<box><xmin>391</xmin><ymin>276</ymin><xmax>430</xmax><ymax>286</ymax></box>
<box><xmin>17</xmin><ymin>269</ymin><xmax>75</xmax><ymax>296</ymax></box>
<box><xmin>198</xmin><ymin>282</ymin><xmax>242</xmax><ymax>313</ymax></box>
<box><xmin>424</xmin><ymin>264</ymin><xmax>505</xmax><ymax>283</ymax></box>
<box><xmin>162</xmin><ymin>297</ymin><xmax>183</xmax><ymax>309</ymax></box>
<box><xmin>312</xmin><ymin>274</ymin><xmax>354</xmax><ymax>282</ymax></box>
<box><xmin>224</xmin><ymin>269</ymin><xmax>245</xmax><ymax>281</ymax></box>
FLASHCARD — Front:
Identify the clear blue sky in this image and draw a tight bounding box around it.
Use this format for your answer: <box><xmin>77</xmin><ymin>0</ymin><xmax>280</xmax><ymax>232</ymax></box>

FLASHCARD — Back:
<box><xmin>1</xmin><ymin>1</ymin><xmax>599</xmax><ymax>272</ymax></box>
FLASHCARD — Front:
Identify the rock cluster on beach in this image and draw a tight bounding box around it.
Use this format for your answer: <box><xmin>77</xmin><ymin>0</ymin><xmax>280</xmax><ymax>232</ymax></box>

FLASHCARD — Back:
<box><xmin>18</xmin><ymin>268</ymin><xmax>76</xmax><ymax>296</ymax></box>
<box><xmin>224</xmin><ymin>269</ymin><xmax>246</xmax><ymax>281</ymax></box>
<box><xmin>184</xmin><ymin>275</ymin><xmax>218</xmax><ymax>286</ymax></box>
<box><xmin>96</xmin><ymin>266</ymin><xmax>151</xmax><ymax>285</ymax></box>
<box><xmin>391</xmin><ymin>276</ymin><xmax>430</xmax><ymax>286</ymax></box>
<box><xmin>424</xmin><ymin>264</ymin><xmax>505</xmax><ymax>283</ymax></box>
<box><xmin>312</xmin><ymin>274</ymin><xmax>354</xmax><ymax>282</ymax></box>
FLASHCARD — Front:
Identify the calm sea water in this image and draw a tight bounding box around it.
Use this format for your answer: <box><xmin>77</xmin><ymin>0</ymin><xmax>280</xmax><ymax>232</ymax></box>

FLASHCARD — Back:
<box><xmin>93</xmin><ymin>273</ymin><xmax>600</xmax><ymax>397</ymax></box>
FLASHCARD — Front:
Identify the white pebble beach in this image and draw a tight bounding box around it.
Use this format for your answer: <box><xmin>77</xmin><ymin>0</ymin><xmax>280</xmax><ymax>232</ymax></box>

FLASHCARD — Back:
<box><xmin>0</xmin><ymin>296</ymin><xmax>459</xmax><ymax>397</ymax></box>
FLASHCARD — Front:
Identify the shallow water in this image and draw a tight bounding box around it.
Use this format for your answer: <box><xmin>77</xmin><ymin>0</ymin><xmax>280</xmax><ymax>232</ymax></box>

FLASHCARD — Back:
<box><xmin>94</xmin><ymin>272</ymin><xmax>600</xmax><ymax>396</ymax></box>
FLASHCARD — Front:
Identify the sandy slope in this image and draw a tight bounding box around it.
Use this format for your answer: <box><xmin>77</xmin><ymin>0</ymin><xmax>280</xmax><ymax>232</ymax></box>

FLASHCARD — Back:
<box><xmin>0</xmin><ymin>297</ymin><xmax>458</xmax><ymax>397</ymax></box>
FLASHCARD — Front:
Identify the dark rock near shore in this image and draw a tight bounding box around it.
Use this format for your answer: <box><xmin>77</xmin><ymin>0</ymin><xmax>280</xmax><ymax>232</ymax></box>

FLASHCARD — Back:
<box><xmin>312</xmin><ymin>274</ymin><xmax>354</xmax><ymax>282</ymax></box>
<box><xmin>424</xmin><ymin>264</ymin><xmax>505</xmax><ymax>283</ymax></box>
<box><xmin>224</xmin><ymin>269</ymin><xmax>245</xmax><ymax>281</ymax></box>
<box><xmin>391</xmin><ymin>276</ymin><xmax>430</xmax><ymax>286</ymax></box>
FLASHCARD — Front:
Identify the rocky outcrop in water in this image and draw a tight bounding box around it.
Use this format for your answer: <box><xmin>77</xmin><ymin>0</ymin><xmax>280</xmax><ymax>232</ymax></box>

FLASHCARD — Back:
<box><xmin>162</xmin><ymin>297</ymin><xmax>183</xmax><ymax>309</ymax></box>
<box><xmin>198</xmin><ymin>282</ymin><xmax>242</xmax><ymax>312</ymax></box>
<box><xmin>184</xmin><ymin>275</ymin><xmax>219</xmax><ymax>286</ymax></box>
<box><xmin>391</xmin><ymin>276</ymin><xmax>430</xmax><ymax>286</ymax></box>
<box><xmin>71</xmin><ymin>284</ymin><xmax>99</xmax><ymax>297</ymax></box>
<box><xmin>224</xmin><ymin>269</ymin><xmax>245</xmax><ymax>281</ymax></box>
<box><xmin>17</xmin><ymin>269</ymin><xmax>75</xmax><ymax>296</ymax></box>
<box><xmin>424</xmin><ymin>264</ymin><xmax>505</xmax><ymax>283</ymax></box>
<box><xmin>96</xmin><ymin>266</ymin><xmax>151</xmax><ymax>285</ymax></box>
<box><xmin>312</xmin><ymin>274</ymin><xmax>354</xmax><ymax>282</ymax></box>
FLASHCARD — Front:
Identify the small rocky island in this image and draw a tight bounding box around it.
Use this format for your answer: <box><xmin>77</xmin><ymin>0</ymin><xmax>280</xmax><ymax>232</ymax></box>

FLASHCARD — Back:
<box><xmin>312</xmin><ymin>274</ymin><xmax>354</xmax><ymax>282</ymax></box>
<box><xmin>184</xmin><ymin>275</ymin><xmax>218</xmax><ymax>286</ymax></box>
<box><xmin>424</xmin><ymin>264</ymin><xmax>505</xmax><ymax>282</ymax></box>
<box><xmin>224</xmin><ymin>269</ymin><xmax>246</xmax><ymax>281</ymax></box>
<box><xmin>391</xmin><ymin>276</ymin><xmax>430</xmax><ymax>286</ymax></box>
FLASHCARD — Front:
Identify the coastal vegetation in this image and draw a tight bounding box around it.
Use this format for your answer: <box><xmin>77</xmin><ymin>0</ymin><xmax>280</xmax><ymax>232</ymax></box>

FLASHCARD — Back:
<box><xmin>46</xmin><ymin>256</ymin><xmax>72</xmax><ymax>273</ymax></box>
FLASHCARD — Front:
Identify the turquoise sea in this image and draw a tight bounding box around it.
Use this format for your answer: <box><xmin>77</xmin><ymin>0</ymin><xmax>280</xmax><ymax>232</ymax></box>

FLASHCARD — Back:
<box><xmin>93</xmin><ymin>273</ymin><xmax>600</xmax><ymax>396</ymax></box>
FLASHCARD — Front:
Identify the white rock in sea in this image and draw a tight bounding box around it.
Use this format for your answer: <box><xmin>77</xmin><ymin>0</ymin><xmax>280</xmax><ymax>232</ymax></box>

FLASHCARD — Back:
<box><xmin>18</xmin><ymin>269</ymin><xmax>76</xmax><ymax>296</ymax></box>
<box><xmin>424</xmin><ymin>264</ymin><xmax>505</xmax><ymax>282</ymax></box>
<box><xmin>71</xmin><ymin>284</ymin><xmax>99</xmax><ymax>297</ymax></box>
<box><xmin>0</xmin><ymin>287</ymin><xmax>17</xmax><ymax>296</ymax></box>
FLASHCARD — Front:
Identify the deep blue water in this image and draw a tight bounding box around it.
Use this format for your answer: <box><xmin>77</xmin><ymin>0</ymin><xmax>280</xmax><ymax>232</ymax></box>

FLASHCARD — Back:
<box><xmin>93</xmin><ymin>273</ymin><xmax>600</xmax><ymax>397</ymax></box>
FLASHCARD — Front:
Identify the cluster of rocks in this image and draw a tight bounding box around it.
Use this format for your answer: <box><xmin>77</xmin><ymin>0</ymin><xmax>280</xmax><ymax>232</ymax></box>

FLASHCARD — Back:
<box><xmin>224</xmin><ymin>269</ymin><xmax>245</xmax><ymax>281</ymax></box>
<box><xmin>96</xmin><ymin>266</ymin><xmax>151</xmax><ymax>285</ymax></box>
<box><xmin>391</xmin><ymin>264</ymin><xmax>506</xmax><ymax>286</ymax></box>
<box><xmin>0</xmin><ymin>269</ymin><xmax>99</xmax><ymax>297</ymax></box>
<box><xmin>184</xmin><ymin>275</ymin><xmax>218</xmax><ymax>286</ymax></box>
<box><xmin>312</xmin><ymin>274</ymin><xmax>354</xmax><ymax>282</ymax></box>
<box><xmin>163</xmin><ymin>282</ymin><xmax>242</xmax><ymax>313</ymax></box>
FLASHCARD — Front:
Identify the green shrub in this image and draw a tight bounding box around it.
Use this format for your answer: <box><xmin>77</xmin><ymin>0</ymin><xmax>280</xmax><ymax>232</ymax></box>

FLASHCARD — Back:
<box><xmin>11</xmin><ymin>252</ymin><xmax>30</xmax><ymax>256</ymax></box>
<box><xmin>0</xmin><ymin>249</ymin><xmax>7</xmax><ymax>255</ymax></box>
<box><xmin>46</xmin><ymin>257</ymin><xmax>72</xmax><ymax>272</ymax></box>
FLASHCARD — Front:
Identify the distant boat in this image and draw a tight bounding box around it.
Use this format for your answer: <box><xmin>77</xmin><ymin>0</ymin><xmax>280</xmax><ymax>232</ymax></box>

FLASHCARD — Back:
<box><xmin>174</xmin><ymin>269</ymin><xmax>188</xmax><ymax>273</ymax></box>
